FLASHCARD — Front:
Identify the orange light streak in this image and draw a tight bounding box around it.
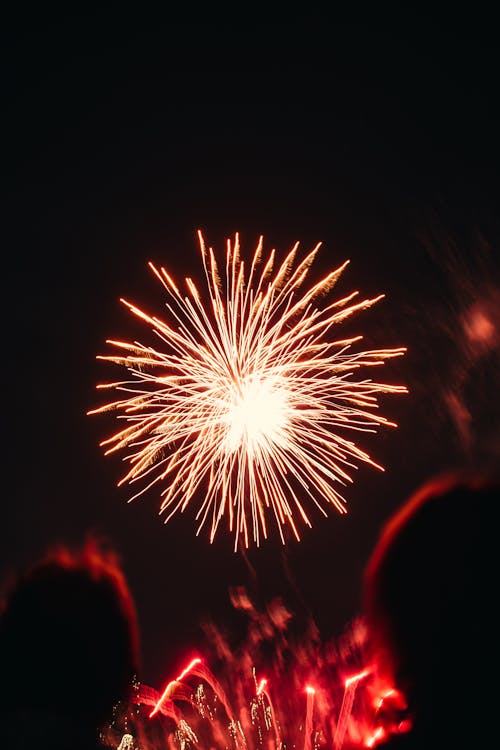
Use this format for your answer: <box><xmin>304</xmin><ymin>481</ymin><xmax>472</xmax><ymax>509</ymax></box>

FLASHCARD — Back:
<box><xmin>150</xmin><ymin>657</ymin><xmax>202</xmax><ymax>718</ymax></box>
<box><xmin>334</xmin><ymin>669</ymin><xmax>371</xmax><ymax>750</ymax></box>
<box><xmin>365</xmin><ymin>726</ymin><xmax>385</xmax><ymax>747</ymax></box>
<box><xmin>344</xmin><ymin>668</ymin><xmax>372</xmax><ymax>688</ymax></box>
<box><xmin>255</xmin><ymin>676</ymin><xmax>281</xmax><ymax>749</ymax></box>
<box><xmin>375</xmin><ymin>687</ymin><xmax>396</xmax><ymax>711</ymax></box>
<box><xmin>304</xmin><ymin>684</ymin><xmax>316</xmax><ymax>750</ymax></box>
<box><xmin>256</xmin><ymin>678</ymin><xmax>268</xmax><ymax>696</ymax></box>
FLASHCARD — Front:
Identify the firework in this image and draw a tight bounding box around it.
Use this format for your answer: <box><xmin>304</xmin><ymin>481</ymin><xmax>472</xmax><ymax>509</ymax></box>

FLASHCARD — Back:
<box><xmin>103</xmin><ymin>593</ymin><xmax>406</xmax><ymax>750</ymax></box>
<box><xmin>89</xmin><ymin>231</ymin><xmax>407</xmax><ymax>548</ymax></box>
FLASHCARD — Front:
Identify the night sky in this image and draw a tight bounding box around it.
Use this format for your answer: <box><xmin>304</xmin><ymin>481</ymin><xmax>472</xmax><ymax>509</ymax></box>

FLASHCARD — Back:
<box><xmin>3</xmin><ymin>20</ymin><xmax>500</xmax><ymax>689</ymax></box>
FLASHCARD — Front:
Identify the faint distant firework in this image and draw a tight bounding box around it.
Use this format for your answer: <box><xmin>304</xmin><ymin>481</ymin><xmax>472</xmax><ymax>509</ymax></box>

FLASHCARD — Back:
<box><xmin>89</xmin><ymin>231</ymin><xmax>407</xmax><ymax>548</ymax></box>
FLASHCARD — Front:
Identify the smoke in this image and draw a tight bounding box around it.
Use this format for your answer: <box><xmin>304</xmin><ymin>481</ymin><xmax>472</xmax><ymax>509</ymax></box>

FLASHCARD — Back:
<box><xmin>419</xmin><ymin>221</ymin><xmax>500</xmax><ymax>466</ymax></box>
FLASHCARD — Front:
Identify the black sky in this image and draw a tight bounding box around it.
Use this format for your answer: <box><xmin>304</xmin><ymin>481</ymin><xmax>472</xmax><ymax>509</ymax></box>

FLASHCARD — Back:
<box><xmin>3</xmin><ymin>20</ymin><xmax>500</xmax><ymax>688</ymax></box>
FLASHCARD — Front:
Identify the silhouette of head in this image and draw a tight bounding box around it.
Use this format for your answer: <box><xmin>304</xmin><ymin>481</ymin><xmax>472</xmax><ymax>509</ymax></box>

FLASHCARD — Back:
<box><xmin>0</xmin><ymin>537</ymin><xmax>140</xmax><ymax>739</ymax></box>
<box><xmin>363</xmin><ymin>472</ymin><xmax>493</xmax><ymax>743</ymax></box>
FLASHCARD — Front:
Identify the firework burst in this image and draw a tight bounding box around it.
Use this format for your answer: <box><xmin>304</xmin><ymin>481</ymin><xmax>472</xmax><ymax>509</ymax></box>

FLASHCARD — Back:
<box><xmin>89</xmin><ymin>231</ymin><xmax>407</xmax><ymax>548</ymax></box>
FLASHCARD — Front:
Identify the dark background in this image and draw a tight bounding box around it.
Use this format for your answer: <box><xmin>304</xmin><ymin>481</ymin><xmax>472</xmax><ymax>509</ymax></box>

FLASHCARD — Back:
<box><xmin>3</xmin><ymin>19</ymin><xmax>500</xmax><ymax>688</ymax></box>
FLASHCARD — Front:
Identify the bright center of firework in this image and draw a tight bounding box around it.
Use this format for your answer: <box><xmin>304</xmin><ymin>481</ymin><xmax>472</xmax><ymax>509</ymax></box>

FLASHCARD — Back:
<box><xmin>224</xmin><ymin>376</ymin><xmax>288</xmax><ymax>455</ymax></box>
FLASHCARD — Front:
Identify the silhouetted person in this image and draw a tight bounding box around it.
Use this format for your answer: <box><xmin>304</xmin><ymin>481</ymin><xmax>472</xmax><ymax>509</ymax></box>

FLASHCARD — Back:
<box><xmin>0</xmin><ymin>537</ymin><xmax>141</xmax><ymax>749</ymax></box>
<box><xmin>362</xmin><ymin>471</ymin><xmax>493</xmax><ymax>749</ymax></box>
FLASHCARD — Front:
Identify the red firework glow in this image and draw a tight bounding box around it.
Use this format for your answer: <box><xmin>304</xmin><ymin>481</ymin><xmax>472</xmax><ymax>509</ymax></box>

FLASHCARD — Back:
<box><xmin>103</xmin><ymin>592</ymin><xmax>411</xmax><ymax>750</ymax></box>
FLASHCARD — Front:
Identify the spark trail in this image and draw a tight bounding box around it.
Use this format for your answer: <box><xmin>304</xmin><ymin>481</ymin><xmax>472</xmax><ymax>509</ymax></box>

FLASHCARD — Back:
<box><xmin>89</xmin><ymin>231</ymin><xmax>407</xmax><ymax>548</ymax></box>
